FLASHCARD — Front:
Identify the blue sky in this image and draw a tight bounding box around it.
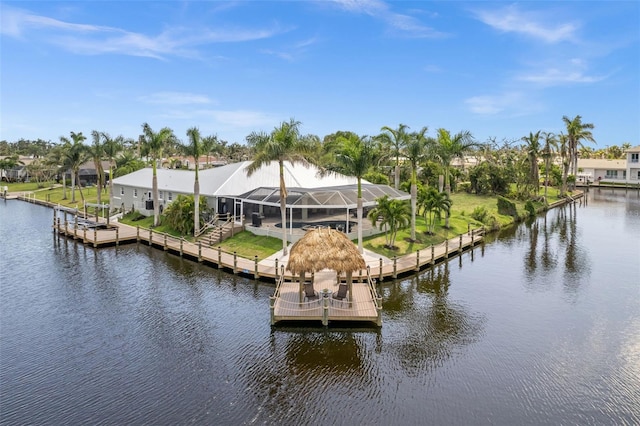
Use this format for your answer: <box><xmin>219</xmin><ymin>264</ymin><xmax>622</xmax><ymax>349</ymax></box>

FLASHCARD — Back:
<box><xmin>1</xmin><ymin>1</ymin><xmax>638</xmax><ymax>148</ymax></box>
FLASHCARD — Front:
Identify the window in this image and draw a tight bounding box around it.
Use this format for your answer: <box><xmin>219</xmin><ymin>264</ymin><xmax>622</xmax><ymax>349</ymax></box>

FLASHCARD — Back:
<box><xmin>134</xmin><ymin>188</ymin><xmax>138</xmax><ymax>197</ymax></box>
<box><xmin>120</xmin><ymin>187</ymin><xmax>124</xmax><ymax>196</ymax></box>
<box><xmin>159</xmin><ymin>191</ymin><xmax>164</xmax><ymax>200</ymax></box>
<box><xmin>168</xmin><ymin>192</ymin><xmax>173</xmax><ymax>201</ymax></box>
<box><xmin>637</xmin><ymin>171</ymin><xmax>640</xmax><ymax>180</ymax></box>
<box><xmin>632</xmin><ymin>153</ymin><xmax>639</xmax><ymax>163</ymax></box>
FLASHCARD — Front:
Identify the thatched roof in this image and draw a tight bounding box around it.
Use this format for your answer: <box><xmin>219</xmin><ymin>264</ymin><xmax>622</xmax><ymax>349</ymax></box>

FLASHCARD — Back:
<box><xmin>286</xmin><ymin>227</ymin><xmax>366</xmax><ymax>274</ymax></box>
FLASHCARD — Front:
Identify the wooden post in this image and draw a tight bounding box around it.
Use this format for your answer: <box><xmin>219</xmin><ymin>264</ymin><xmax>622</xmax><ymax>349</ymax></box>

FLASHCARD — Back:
<box><xmin>217</xmin><ymin>246</ymin><xmax>222</xmax><ymax>268</ymax></box>
<box><xmin>275</xmin><ymin>258</ymin><xmax>279</xmax><ymax>273</ymax></box>
<box><xmin>270</xmin><ymin>297</ymin><xmax>276</xmax><ymax>325</ymax></box>
<box><xmin>74</xmin><ymin>215</ymin><xmax>78</xmax><ymax>239</ymax></box>
<box><xmin>116</xmin><ymin>227</ymin><xmax>119</xmax><ymax>246</ymax></box>
<box><xmin>376</xmin><ymin>297</ymin><xmax>383</xmax><ymax>327</ymax></box>
<box><xmin>53</xmin><ymin>208</ymin><xmax>56</xmax><ymax>230</ymax></box>
<box><xmin>64</xmin><ymin>220</ymin><xmax>68</xmax><ymax>236</ymax></box>
<box><xmin>415</xmin><ymin>250</ymin><xmax>420</xmax><ymax>271</ymax></box>
<box><xmin>459</xmin><ymin>234</ymin><xmax>463</xmax><ymax>252</ymax></box>
<box><xmin>83</xmin><ymin>227</ymin><xmax>87</xmax><ymax>243</ymax></box>
<box><xmin>198</xmin><ymin>242</ymin><xmax>202</xmax><ymax>262</ymax></box>
<box><xmin>471</xmin><ymin>229</ymin><xmax>474</xmax><ymax>244</ymax></box>
<box><xmin>379</xmin><ymin>258</ymin><xmax>383</xmax><ymax>282</ymax></box>
<box><xmin>136</xmin><ymin>225</ymin><xmax>140</xmax><ymax>242</ymax></box>
<box><xmin>254</xmin><ymin>256</ymin><xmax>259</xmax><ymax>279</ymax></box>
<box><xmin>233</xmin><ymin>251</ymin><xmax>237</xmax><ymax>274</ymax></box>
<box><xmin>180</xmin><ymin>238</ymin><xmax>183</xmax><ymax>257</ymax></box>
<box><xmin>164</xmin><ymin>234</ymin><xmax>168</xmax><ymax>251</ymax></box>
<box><xmin>393</xmin><ymin>256</ymin><xmax>397</xmax><ymax>279</ymax></box>
<box><xmin>322</xmin><ymin>296</ymin><xmax>329</xmax><ymax>326</ymax></box>
<box><xmin>431</xmin><ymin>245</ymin><xmax>435</xmax><ymax>265</ymax></box>
<box><xmin>93</xmin><ymin>228</ymin><xmax>97</xmax><ymax>248</ymax></box>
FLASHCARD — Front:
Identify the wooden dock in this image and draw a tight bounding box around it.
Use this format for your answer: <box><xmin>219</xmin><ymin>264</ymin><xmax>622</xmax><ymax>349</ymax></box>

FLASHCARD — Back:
<box><xmin>50</xmin><ymin>204</ymin><xmax>484</xmax><ymax>328</ymax></box>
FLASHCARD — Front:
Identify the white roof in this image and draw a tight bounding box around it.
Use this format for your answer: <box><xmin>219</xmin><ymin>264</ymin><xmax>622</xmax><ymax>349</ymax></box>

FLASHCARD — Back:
<box><xmin>577</xmin><ymin>159</ymin><xmax>627</xmax><ymax>170</ymax></box>
<box><xmin>112</xmin><ymin>161</ymin><xmax>361</xmax><ymax>197</ymax></box>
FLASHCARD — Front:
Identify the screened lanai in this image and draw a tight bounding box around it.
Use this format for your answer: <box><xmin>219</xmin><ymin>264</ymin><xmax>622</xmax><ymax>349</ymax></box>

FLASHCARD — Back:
<box><xmin>234</xmin><ymin>183</ymin><xmax>410</xmax><ymax>237</ymax></box>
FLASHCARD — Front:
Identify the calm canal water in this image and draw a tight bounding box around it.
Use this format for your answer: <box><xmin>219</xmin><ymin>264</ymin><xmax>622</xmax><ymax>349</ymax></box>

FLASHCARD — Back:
<box><xmin>1</xmin><ymin>189</ymin><xmax>639</xmax><ymax>425</ymax></box>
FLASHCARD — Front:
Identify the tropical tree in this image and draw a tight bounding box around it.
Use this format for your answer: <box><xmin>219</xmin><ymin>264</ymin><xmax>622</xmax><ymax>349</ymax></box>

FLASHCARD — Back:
<box><xmin>0</xmin><ymin>155</ymin><xmax>22</xmax><ymax>182</ymax></box>
<box><xmin>89</xmin><ymin>131</ymin><xmax>106</xmax><ymax>206</ymax></box>
<box><xmin>562</xmin><ymin>115</ymin><xmax>595</xmax><ymax>178</ymax></box>
<box><xmin>245</xmin><ymin>118</ymin><xmax>315</xmax><ymax>255</ymax></box>
<box><xmin>202</xmin><ymin>134</ymin><xmax>219</xmax><ymax>167</ymax></box>
<box><xmin>541</xmin><ymin>132</ymin><xmax>557</xmax><ymax>204</ymax></box>
<box><xmin>434</xmin><ymin>128</ymin><xmax>475</xmax><ymax>228</ymax></box>
<box><xmin>140</xmin><ymin>123</ymin><xmax>175</xmax><ymax>227</ymax></box>
<box><xmin>367</xmin><ymin>195</ymin><xmax>410</xmax><ymax>249</ymax></box>
<box><xmin>184</xmin><ymin>127</ymin><xmax>204</xmax><ymax>236</ymax></box>
<box><xmin>114</xmin><ymin>151</ymin><xmax>145</xmax><ymax>177</ymax></box>
<box><xmin>101</xmin><ymin>133</ymin><xmax>124</xmax><ymax>198</ymax></box>
<box><xmin>558</xmin><ymin>133</ymin><xmax>570</xmax><ymax>197</ymax></box>
<box><xmin>418</xmin><ymin>187</ymin><xmax>451</xmax><ymax>235</ymax></box>
<box><xmin>404</xmin><ymin>128</ymin><xmax>432</xmax><ymax>241</ymax></box>
<box><xmin>379</xmin><ymin>123</ymin><xmax>410</xmax><ymax>189</ymax></box>
<box><xmin>162</xmin><ymin>194</ymin><xmax>208</xmax><ymax>236</ymax></box>
<box><xmin>60</xmin><ymin>131</ymin><xmax>88</xmax><ymax>203</ymax></box>
<box><xmin>324</xmin><ymin>133</ymin><xmax>378</xmax><ymax>253</ymax></box>
<box><xmin>521</xmin><ymin>131</ymin><xmax>541</xmax><ymax>196</ymax></box>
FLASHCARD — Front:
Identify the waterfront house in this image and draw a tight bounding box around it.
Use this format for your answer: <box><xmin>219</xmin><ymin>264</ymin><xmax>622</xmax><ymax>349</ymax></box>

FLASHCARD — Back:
<box><xmin>626</xmin><ymin>145</ymin><xmax>640</xmax><ymax>182</ymax></box>
<box><xmin>110</xmin><ymin>161</ymin><xmax>409</xmax><ymax>242</ymax></box>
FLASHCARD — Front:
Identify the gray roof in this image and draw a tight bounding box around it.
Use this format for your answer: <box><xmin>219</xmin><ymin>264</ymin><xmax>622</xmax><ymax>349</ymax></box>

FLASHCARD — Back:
<box><xmin>238</xmin><ymin>184</ymin><xmax>410</xmax><ymax>209</ymax></box>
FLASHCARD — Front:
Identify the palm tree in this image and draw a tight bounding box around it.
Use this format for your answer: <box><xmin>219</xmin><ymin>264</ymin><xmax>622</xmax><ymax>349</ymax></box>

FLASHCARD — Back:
<box><xmin>60</xmin><ymin>131</ymin><xmax>88</xmax><ymax>203</ymax></box>
<box><xmin>558</xmin><ymin>133</ymin><xmax>570</xmax><ymax>197</ymax></box>
<box><xmin>379</xmin><ymin>123</ymin><xmax>410</xmax><ymax>189</ymax></box>
<box><xmin>89</xmin><ymin>131</ymin><xmax>106</xmax><ymax>206</ymax></box>
<box><xmin>541</xmin><ymin>132</ymin><xmax>557</xmax><ymax>204</ymax></box>
<box><xmin>521</xmin><ymin>131</ymin><xmax>541</xmax><ymax>196</ymax></box>
<box><xmin>184</xmin><ymin>127</ymin><xmax>204</xmax><ymax>236</ymax></box>
<box><xmin>101</xmin><ymin>133</ymin><xmax>124</xmax><ymax>199</ymax></box>
<box><xmin>434</xmin><ymin>128</ymin><xmax>475</xmax><ymax>228</ymax></box>
<box><xmin>140</xmin><ymin>123</ymin><xmax>175</xmax><ymax>227</ymax></box>
<box><xmin>404</xmin><ymin>128</ymin><xmax>432</xmax><ymax>241</ymax></box>
<box><xmin>562</xmin><ymin>115</ymin><xmax>595</xmax><ymax>178</ymax></box>
<box><xmin>367</xmin><ymin>195</ymin><xmax>410</xmax><ymax>249</ymax></box>
<box><xmin>324</xmin><ymin>133</ymin><xmax>378</xmax><ymax>253</ymax></box>
<box><xmin>418</xmin><ymin>187</ymin><xmax>451</xmax><ymax>235</ymax></box>
<box><xmin>202</xmin><ymin>134</ymin><xmax>219</xmax><ymax>168</ymax></box>
<box><xmin>245</xmin><ymin>118</ymin><xmax>314</xmax><ymax>255</ymax></box>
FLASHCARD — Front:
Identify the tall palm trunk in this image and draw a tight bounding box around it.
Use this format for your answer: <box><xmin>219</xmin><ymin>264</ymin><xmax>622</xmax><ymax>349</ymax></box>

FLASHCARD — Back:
<box><xmin>193</xmin><ymin>175</ymin><xmax>200</xmax><ymax>237</ymax></box>
<box><xmin>279</xmin><ymin>161</ymin><xmax>288</xmax><ymax>255</ymax></box>
<box><xmin>443</xmin><ymin>165</ymin><xmax>451</xmax><ymax>228</ymax></box>
<box><xmin>152</xmin><ymin>161</ymin><xmax>159</xmax><ymax>227</ymax></box>
<box><xmin>71</xmin><ymin>171</ymin><xmax>76</xmax><ymax>203</ymax></box>
<box><xmin>410</xmin><ymin>169</ymin><xmax>417</xmax><ymax>241</ymax></box>
<box><xmin>356</xmin><ymin>178</ymin><xmax>363</xmax><ymax>253</ymax></box>
<box><xmin>62</xmin><ymin>171</ymin><xmax>67</xmax><ymax>200</ymax></box>
<box><xmin>394</xmin><ymin>161</ymin><xmax>400</xmax><ymax>190</ymax></box>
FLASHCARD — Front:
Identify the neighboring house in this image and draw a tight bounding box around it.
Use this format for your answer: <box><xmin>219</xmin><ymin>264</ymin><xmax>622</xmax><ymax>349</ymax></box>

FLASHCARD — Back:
<box><xmin>0</xmin><ymin>156</ymin><xmax>34</xmax><ymax>182</ymax></box>
<box><xmin>626</xmin><ymin>145</ymin><xmax>640</xmax><ymax>182</ymax></box>
<box><xmin>577</xmin><ymin>159</ymin><xmax>627</xmax><ymax>183</ymax></box>
<box><xmin>64</xmin><ymin>161</ymin><xmax>112</xmax><ymax>187</ymax></box>
<box><xmin>111</xmin><ymin>161</ymin><xmax>409</xmax><ymax>240</ymax></box>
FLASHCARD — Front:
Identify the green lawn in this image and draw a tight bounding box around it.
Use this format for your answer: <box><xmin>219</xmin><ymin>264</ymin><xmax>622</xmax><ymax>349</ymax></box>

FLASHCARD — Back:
<box><xmin>214</xmin><ymin>231</ymin><xmax>283</xmax><ymax>260</ymax></box>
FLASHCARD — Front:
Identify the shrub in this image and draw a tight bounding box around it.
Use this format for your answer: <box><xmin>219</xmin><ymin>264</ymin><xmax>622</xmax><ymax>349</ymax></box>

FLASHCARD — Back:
<box><xmin>458</xmin><ymin>182</ymin><xmax>472</xmax><ymax>193</ymax></box>
<box><xmin>524</xmin><ymin>200</ymin><xmax>536</xmax><ymax>217</ymax></box>
<box><xmin>470</xmin><ymin>206</ymin><xmax>489</xmax><ymax>223</ymax></box>
<box><xmin>497</xmin><ymin>196</ymin><xmax>518</xmax><ymax>217</ymax></box>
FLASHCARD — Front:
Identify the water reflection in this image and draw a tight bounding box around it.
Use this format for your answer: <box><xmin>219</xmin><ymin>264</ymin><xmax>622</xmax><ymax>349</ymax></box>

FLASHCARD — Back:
<box><xmin>384</xmin><ymin>263</ymin><xmax>486</xmax><ymax>374</ymax></box>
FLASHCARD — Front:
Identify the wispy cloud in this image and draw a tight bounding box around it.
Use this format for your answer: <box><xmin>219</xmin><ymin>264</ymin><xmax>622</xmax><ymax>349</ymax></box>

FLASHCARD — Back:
<box><xmin>1</xmin><ymin>6</ymin><xmax>283</xmax><ymax>59</ymax></box>
<box><xmin>331</xmin><ymin>0</ymin><xmax>447</xmax><ymax>38</ymax></box>
<box><xmin>473</xmin><ymin>5</ymin><xmax>579</xmax><ymax>43</ymax></box>
<box><xmin>465</xmin><ymin>91</ymin><xmax>542</xmax><ymax>116</ymax></box>
<box><xmin>261</xmin><ymin>37</ymin><xmax>319</xmax><ymax>61</ymax></box>
<box><xmin>139</xmin><ymin>92</ymin><xmax>213</xmax><ymax>105</ymax></box>
<box><xmin>517</xmin><ymin>58</ymin><xmax>607</xmax><ymax>86</ymax></box>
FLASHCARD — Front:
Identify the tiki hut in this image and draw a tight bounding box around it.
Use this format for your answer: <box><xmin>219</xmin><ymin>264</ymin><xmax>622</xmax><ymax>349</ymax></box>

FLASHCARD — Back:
<box><xmin>286</xmin><ymin>227</ymin><xmax>366</xmax><ymax>303</ymax></box>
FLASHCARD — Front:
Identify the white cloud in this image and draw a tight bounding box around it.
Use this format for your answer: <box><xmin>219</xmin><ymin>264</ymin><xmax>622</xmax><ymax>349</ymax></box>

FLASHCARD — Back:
<box><xmin>139</xmin><ymin>92</ymin><xmax>213</xmax><ymax>105</ymax></box>
<box><xmin>1</xmin><ymin>5</ymin><xmax>283</xmax><ymax>59</ymax></box>
<box><xmin>473</xmin><ymin>5</ymin><xmax>578</xmax><ymax>43</ymax></box>
<box><xmin>517</xmin><ymin>58</ymin><xmax>607</xmax><ymax>86</ymax></box>
<box><xmin>465</xmin><ymin>91</ymin><xmax>542</xmax><ymax>116</ymax></box>
<box><xmin>331</xmin><ymin>0</ymin><xmax>447</xmax><ymax>38</ymax></box>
